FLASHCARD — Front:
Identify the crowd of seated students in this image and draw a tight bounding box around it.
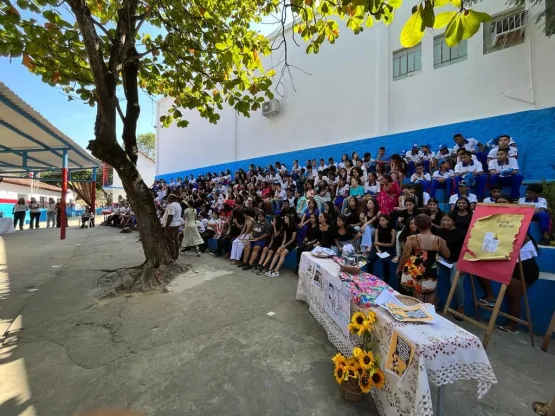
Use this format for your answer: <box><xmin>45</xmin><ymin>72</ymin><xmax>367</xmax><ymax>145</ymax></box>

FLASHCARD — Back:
<box><xmin>101</xmin><ymin>200</ymin><xmax>136</xmax><ymax>232</ymax></box>
<box><xmin>147</xmin><ymin>132</ymin><xmax>549</xmax><ymax>331</ymax></box>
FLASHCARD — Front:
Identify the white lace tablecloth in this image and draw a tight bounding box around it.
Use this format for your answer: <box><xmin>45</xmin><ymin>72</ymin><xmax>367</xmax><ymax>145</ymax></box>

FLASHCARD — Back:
<box><xmin>296</xmin><ymin>253</ymin><xmax>497</xmax><ymax>416</ymax></box>
<box><xmin>0</xmin><ymin>218</ymin><xmax>14</xmax><ymax>234</ymax></box>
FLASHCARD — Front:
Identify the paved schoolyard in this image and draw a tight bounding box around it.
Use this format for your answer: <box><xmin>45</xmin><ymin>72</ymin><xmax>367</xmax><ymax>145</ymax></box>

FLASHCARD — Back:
<box><xmin>0</xmin><ymin>224</ymin><xmax>553</xmax><ymax>416</ymax></box>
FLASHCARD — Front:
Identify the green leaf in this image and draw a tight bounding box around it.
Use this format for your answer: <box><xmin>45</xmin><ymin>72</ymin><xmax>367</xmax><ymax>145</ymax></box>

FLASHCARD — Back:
<box><xmin>461</xmin><ymin>10</ymin><xmax>491</xmax><ymax>39</ymax></box>
<box><xmin>400</xmin><ymin>8</ymin><xmax>425</xmax><ymax>48</ymax></box>
<box><xmin>433</xmin><ymin>11</ymin><xmax>457</xmax><ymax>29</ymax></box>
<box><xmin>421</xmin><ymin>0</ymin><xmax>435</xmax><ymax>28</ymax></box>
<box><xmin>445</xmin><ymin>14</ymin><xmax>464</xmax><ymax>46</ymax></box>
<box><xmin>365</xmin><ymin>15</ymin><xmax>374</xmax><ymax>28</ymax></box>
<box><xmin>450</xmin><ymin>0</ymin><xmax>462</xmax><ymax>8</ymax></box>
<box><xmin>215</xmin><ymin>42</ymin><xmax>227</xmax><ymax>50</ymax></box>
<box><xmin>433</xmin><ymin>0</ymin><xmax>450</xmax><ymax>6</ymax></box>
<box><xmin>388</xmin><ymin>0</ymin><xmax>403</xmax><ymax>8</ymax></box>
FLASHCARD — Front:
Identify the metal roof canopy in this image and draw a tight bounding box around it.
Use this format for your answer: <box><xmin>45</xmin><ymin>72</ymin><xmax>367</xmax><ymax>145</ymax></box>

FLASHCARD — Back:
<box><xmin>0</xmin><ymin>81</ymin><xmax>100</xmax><ymax>175</ymax></box>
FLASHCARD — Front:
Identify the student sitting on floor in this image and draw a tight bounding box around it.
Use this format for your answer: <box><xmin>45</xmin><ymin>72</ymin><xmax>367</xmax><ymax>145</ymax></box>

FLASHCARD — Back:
<box><xmin>519</xmin><ymin>184</ymin><xmax>551</xmax><ymax>245</ymax></box>
<box><xmin>488</xmin><ymin>148</ymin><xmax>523</xmax><ymax>201</ymax></box>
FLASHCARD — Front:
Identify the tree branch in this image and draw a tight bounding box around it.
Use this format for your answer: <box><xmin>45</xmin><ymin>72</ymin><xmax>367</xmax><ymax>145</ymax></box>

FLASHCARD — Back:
<box><xmin>92</xmin><ymin>17</ymin><xmax>113</xmax><ymax>42</ymax></box>
<box><xmin>121</xmin><ymin>47</ymin><xmax>141</xmax><ymax>165</ymax></box>
<box><xmin>116</xmin><ymin>100</ymin><xmax>125</xmax><ymax>122</ymax></box>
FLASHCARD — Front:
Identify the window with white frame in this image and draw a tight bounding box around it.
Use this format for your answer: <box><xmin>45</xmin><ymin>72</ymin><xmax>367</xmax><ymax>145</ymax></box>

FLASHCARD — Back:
<box><xmin>483</xmin><ymin>9</ymin><xmax>527</xmax><ymax>54</ymax></box>
<box><xmin>433</xmin><ymin>35</ymin><xmax>467</xmax><ymax>68</ymax></box>
<box><xmin>392</xmin><ymin>44</ymin><xmax>421</xmax><ymax>81</ymax></box>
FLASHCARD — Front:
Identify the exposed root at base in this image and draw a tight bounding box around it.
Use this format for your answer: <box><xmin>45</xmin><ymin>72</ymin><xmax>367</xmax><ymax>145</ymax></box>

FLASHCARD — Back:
<box><xmin>96</xmin><ymin>262</ymin><xmax>189</xmax><ymax>298</ymax></box>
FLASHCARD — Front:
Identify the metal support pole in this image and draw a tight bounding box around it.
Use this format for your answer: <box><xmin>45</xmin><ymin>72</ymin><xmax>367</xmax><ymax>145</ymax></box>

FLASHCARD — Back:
<box><xmin>60</xmin><ymin>149</ymin><xmax>68</xmax><ymax>240</ymax></box>
<box><xmin>22</xmin><ymin>151</ymin><xmax>28</xmax><ymax>167</ymax></box>
<box><xmin>92</xmin><ymin>167</ymin><xmax>97</xmax><ymax>216</ymax></box>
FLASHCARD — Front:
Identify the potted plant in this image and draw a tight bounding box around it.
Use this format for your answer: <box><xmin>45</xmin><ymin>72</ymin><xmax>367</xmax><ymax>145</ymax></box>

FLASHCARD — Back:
<box><xmin>332</xmin><ymin>310</ymin><xmax>384</xmax><ymax>402</ymax></box>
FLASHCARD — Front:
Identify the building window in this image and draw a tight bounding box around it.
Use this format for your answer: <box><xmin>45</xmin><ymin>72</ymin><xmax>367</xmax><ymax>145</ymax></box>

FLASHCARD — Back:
<box><xmin>393</xmin><ymin>44</ymin><xmax>421</xmax><ymax>81</ymax></box>
<box><xmin>433</xmin><ymin>35</ymin><xmax>467</xmax><ymax>69</ymax></box>
<box><xmin>484</xmin><ymin>9</ymin><xmax>527</xmax><ymax>54</ymax></box>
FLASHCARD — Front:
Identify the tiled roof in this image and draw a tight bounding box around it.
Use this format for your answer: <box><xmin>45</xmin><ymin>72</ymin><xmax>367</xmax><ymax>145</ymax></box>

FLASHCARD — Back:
<box><xmin>1</xmin><ymin>177</ymin><xmax>62</xmax><ymax>192</ymax></box>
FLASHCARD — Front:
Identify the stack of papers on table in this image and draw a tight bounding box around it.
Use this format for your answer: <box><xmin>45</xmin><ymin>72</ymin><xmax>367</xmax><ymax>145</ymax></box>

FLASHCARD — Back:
<box><xmin>375</xmin><ymin>291</ymin><xmax>436</xmax><ymax>323</ymax></box>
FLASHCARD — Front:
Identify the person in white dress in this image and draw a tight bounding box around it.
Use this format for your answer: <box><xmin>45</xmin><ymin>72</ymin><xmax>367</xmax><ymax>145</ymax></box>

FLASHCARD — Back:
<box><xmin>181</xmin><ymin>201</ymin><xmax>204</xmax><ymax>256</ymax></box>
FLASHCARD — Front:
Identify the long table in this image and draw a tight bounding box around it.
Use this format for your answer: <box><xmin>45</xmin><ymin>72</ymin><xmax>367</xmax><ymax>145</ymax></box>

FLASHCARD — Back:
<box><xmin>296</xmin><ymin>252</ymin><xmax>497</xmax><ymax>416</ymax></box>
<box><xmin>0</xmin><ymin>218</ymin><xmax>14</xmax><ymax>235</ymax></box>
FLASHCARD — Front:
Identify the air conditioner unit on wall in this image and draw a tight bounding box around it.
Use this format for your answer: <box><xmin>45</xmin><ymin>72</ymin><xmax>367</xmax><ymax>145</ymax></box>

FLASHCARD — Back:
<box><xmin>262</xmin><ymin>99</ymin><xmax>281</xmax><ymax>118</ymax></box>
<box><xmin>492</xmin><ymin>10</ymin><xmax>527</xmax><ymax>47</ymax></box>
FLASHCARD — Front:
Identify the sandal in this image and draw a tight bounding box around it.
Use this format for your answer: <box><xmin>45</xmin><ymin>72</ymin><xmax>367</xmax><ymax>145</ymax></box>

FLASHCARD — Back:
<box><xmin>532</xmin><ymin>402</ymin><xmax>548</xmax><ymax>416</ymax></box>
<box><xmin>497</xmin><ymin>325</ymin><xmax>518</xmax><ymax>334</ymax></box>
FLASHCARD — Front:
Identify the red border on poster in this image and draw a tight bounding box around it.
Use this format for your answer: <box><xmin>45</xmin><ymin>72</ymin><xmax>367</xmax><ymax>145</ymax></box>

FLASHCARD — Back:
<box><xmin>456</xmin><ymin>203</ymin><xmax>535</xmax><ymax>285</ymax></box>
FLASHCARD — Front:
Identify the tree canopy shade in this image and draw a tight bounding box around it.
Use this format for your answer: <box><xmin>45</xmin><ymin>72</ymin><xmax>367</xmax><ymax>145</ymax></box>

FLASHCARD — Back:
<box><xmin>0</xmin><ymin>0</ymin><xmax>492</xmax><ymax>289</ymax></box>
<box><xmin>137</xmin><ymin>132</ymin><xmax>155</xmax><ymax>160</ymax></box>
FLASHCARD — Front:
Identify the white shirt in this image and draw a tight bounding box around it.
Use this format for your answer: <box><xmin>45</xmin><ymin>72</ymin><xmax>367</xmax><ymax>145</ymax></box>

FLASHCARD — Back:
<box><xmin>436</xmin><ymin>149</ymin><xmax>453</xmax><ymax>159</ymax></box>
<box><xmin>488</xmin><ymin>157</ymin><xmax>519</xmax><ymax>173</ymax></box>
<box><xmin>488</xmin><ymin>146</ymin><xmax>518</xmax><ymax>159</ymax></box>
<box><xmin>410</xmin><ymin>172</ymin><xmax>431</xmax><ymax>182</ymax></box>
<box><xmin>422</xmin><ymin>192</ymin><xmax>430</xmax><ymax>205</ymax></box>
<box><xmin>165</xmin><ymin>202</ymin><xmax>182</xmax><ymax>227</ymax></box>
<box><xmin>483</xmin><ymin>197</ymin><xmax>495</xmax><ymax>203</ymax></box>
<box><xmin>365</xmin><ymin>182</ymin><xmax>380</xmax><ymax>195</ymax></box>
<box><xmin>518</xmin><ymin>197</ymin><xmax>547</xmax><ymax>210</ymax></box>
<box><xmin>432</xmin><ymin>169</ymin><xmax>454</xmax><ymax>179</ymax></box>
<box><xmin>453</xmin><ymin>138</ymin><xmax>480</xmax><ymax>153</ymax></box>
<box><xmin>405</xmin><ymin>150</ymin><xmax>423</xmax><ymax>163</ymax></box>
<box><xmin>421</xmin><ymin>151</ymin><xmax>435</xmax><ymax>161</ymax></box>
<box><xmin>317</xmin><ymin>164</ymin><xmax>328</xmax><ymax>172</ymax></box>
<box><xmin>518</xmin><ymin>240</ymin><xmax>538</xmax><ymax>262</ymax></box>
<box><xmin>274</xmin><ymin>189</ymin><xmax>286</xmax><ymax>200</ymax></box>
<box><xmin>449</xmin><ymin>193</ymin><xmax>478</xmax><ymax>205</ymax></box>
<box><xmin>454</xmin><ymin>160</ymin><xmax>483</xmax><ymax>174</ymax></box>
<box><xmin>336</xmin><ymin>184</ymin><xmax>349</xmax><ymax>197</ymax></box>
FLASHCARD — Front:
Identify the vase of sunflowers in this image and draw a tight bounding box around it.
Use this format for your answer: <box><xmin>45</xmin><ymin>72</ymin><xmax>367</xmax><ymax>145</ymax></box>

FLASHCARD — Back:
<box><xmin>332</xmin><ymin>310</ymin><xmax>385</xmax><ymax>403</ymax></box>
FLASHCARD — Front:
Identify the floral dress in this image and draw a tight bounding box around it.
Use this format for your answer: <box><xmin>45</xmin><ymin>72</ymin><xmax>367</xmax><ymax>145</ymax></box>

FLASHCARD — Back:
<box><xmin>400</xmin><ymin>235</ymin><xmax>439</xmax><ymax>298</ymax></box>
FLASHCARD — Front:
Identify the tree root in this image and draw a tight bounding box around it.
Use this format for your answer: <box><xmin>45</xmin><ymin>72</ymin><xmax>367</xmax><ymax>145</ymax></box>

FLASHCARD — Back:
<box><xmin>96</xmin><ymin>262</ymin><xmax>189</xmax><ymax>298</ymax></box>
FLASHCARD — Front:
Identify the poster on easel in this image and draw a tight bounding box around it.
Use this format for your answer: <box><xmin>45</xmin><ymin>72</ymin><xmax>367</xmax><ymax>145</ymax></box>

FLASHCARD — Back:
<box><xmin>446</xmin><ymin>203</ymin><xmax>536</xmax><ymax>348</ymax></box>
<box><xmin>457</xmin><ymin>203</ymin><xmax>535</xmax><ymax>285</ymax></box>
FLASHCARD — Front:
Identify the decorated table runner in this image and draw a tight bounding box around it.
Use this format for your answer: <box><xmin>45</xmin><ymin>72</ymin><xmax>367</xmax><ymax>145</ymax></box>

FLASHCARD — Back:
<box><xmin>296</xmin><ymin>252</ymin><xmax>497</xmax><ymax>416</ymax></box>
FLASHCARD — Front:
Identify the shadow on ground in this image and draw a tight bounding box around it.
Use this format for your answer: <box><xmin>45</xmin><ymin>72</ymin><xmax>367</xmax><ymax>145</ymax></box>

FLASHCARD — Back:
<box><xmin>0</xmin><ymin>225</ymin><xmax>553</xmax><ymax>415</ymax></box>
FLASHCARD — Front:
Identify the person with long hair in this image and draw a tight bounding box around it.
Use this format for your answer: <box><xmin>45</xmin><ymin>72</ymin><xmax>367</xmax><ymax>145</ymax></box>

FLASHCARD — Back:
<box><xmin>424</xmin><ymin>198</ymin><xmax>445</xmax><ymax>234</ymax></box>
<box><xmin>397</xmin><ymin>214</ymin><xmax>450</xmax><ymax>303</ymax></box>
<box><xmin>392</xmin><ymin>197</ymin><xmax>417</xmax><ymax>231</ymax></box>
<box><xmin>376</xmin><ymin>174</ymin><xmax>401</xmax><ymax>216</ymax></box>
<box><xmin>389</xmin><ymin>153</ymin><xmax>406</xmax><ymax>183</ymax></box>
<box><xmin>452</xmin><ymin>197</ymin><xmax>473</xmax><ymax>233</ymax></box>
<box><xmin>180</xmin><ymin>201</ymin><xmax>204</xmax><ymax>256</ymax></box>
<box><xmin>12</xmin><ymin>197</ymin><xmax>28</xmax><ymax>231</ymax></box>
<box><xmin>367</xmin><ymin>214</ymin><xmax>396</xmax><ymax>283</ymax></box>
<box><xmin>46</xmin><ymin>197</ymin><xmax>56</xmax><ymax>228</ymax></box>
<box><xmin>254</xmin><ymin>215</ymin><xmax>282</xmax><ymax>274</ymax></box>
<box><xmin>364</xmin><ymin>171</ymin><xmax>380</xmax><ymax>196</ymax></box>
<box><xmin>323</xmin><ymin>200</ymin><xmax>337</xmax><ymax>224</ymax></box>
<box><xmin>437</xmin><ymin>213</ymin><xmax>467</xmax><ymax>320</ymax></box>
<box><xmin>360</xmin><ymin>197</ymin><xmax>381</xmax><ymax>253</ymax></box>
<box><xmin>28</xmin><ymin>197</ymin><xmax>41</xmax><ymax>229</ymax></box>
<box><xmin>295</xmin><ymin>213</ymin><xmax>319</xmax><ymax>273</ymax></box>
<box><xmin>393</xmin><ymin>217</ymin><xmax>419</xmax><ymax>263</ymax></box>
<box><xmin>317</xmin><ymin>212</ymin><xmax>337</xmax><ymax>248</ymax></box>
<box><xmin>230</xmin><ymin>208</ymin><xmax>255</xmax><ymax>265</ymax></box>
<box><xmin>264</xmin><ymin>214</ymin><xmax>298</xmax><ymax>277</ymax></box>
<box><xmin>334</xmin><ymin>214</ymin><xmax>361</xmax><ymax>255</ymax></box>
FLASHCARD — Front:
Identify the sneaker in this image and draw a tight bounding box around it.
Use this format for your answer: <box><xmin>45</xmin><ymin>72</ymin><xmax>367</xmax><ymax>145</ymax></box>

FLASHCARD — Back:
<box><xmin>242</xmin><ymin>264</ymin><xmax>253</xmax><ymax>271</ymax></box>
<box><xmin>478</xmin><ymin>298</ymin><xmax>495</xmax><ymax>308</ymax></box>
<box><xmin>268</xmin><ymin>270</ymin><xmax>280</xmax><ymax>277</ymax></box>
<box><xmin>256</xmin><ymin>267</ymin><xmax>266</xmax><ymax>275</ymax></box>
<box><xmin>252</xmin><ymin>265</ymin><xmax>262</xmax><ymax>273</ymax></box>
<box><xmin>236</xmin><ymin>262</ymin><xmax>245</xmax><ymax>267</ymax></box>
<box><xmin>264</xmin><ymin>270</ymin><xmax>273</xmax><ymax>277</ymax></box>
<box><xmin>196</xmin><ymin>250</ymin><xmax>201</xmax><ymax>257</ymax></box>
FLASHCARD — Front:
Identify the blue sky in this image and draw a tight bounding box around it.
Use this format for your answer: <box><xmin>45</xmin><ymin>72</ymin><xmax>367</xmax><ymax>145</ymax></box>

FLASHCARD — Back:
<box><xmin>0</xmin><ymin>13</ymin><xmax>282</xmax><ymax>151</ymax></box>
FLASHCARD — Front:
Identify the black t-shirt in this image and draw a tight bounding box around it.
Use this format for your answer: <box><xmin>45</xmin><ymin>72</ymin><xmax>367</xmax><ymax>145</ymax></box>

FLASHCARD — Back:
<box><xmin>454</xmin><ymin>211</ymin><xmax>473</xmax><ymax>233</ymax></box>
<box><xmin>305</xmin><ymin>224</ymin><xmax>320</xmax><ymax>243</ymax></box>
<box><xmin>319</xmin><ymin>225</ymin><xmax>337</xmax><ymax>248</ymax></box>
<box><xmin>426</xmin><ymin>209</ymin><xmax>445</xmax><ymax>234</ymax></box>
<box><xmin>438</xmin><ymin>227</ymin><xmax>466</xmax><ymax>262</ymax></box>
<box><xmin>376</xmin><ymin>226</ymin><xmax>394</xmax><ymax>245</ymax></box>
<box><xmin>344</xmin><ymin>211</ymin><xmax>360</xmax><ymax>226</ymax></box>
<box><xmin>337</xmin><ymin>226</ymin><xmax>357</xmax><ymax>242</ymax></box>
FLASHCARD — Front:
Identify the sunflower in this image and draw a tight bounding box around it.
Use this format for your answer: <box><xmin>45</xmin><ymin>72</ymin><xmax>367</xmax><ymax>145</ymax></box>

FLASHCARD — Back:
<box><xmin>352</xmin><ymin>347</ymin><xmax>363</xmax><ymax>358</ymax></box>
<box><xmin>346</xmin><ymin>364</ymin><xmax>358</xmax><ymax>379</ymax></box>
<box><xmin>366</xmin><ymin>311</ymin><xmax>377</xmax><ymax>324</ymax></box>
<box><xmin>358</xmin><ymin>371</ymin><xmax>372</xmax><ymax>393</ymax></box>
<box><xmin>351</xmin><ymin>311</ymin><xmax>366</xmax><ymax>327</ymax></box>
<box><xmin>357</xmin><ymin>319</ymin><xmax>374</xmax><ymax>336</ymax></box>
<box><xmin>332</xmin><ymin>353</ymin><xmax>346</xmax><ymax>366</ymax></box>
<box><xmin>358</xmin><ymin>351</ymin><xmax>375</xmax><ymax>370</ymax></box>
<box><xmin>371</xmin><ymin>368</ymin><xmax>385</xmax><ymax>389</ymax></box>
<box><xmin>334</xmin><ymin>363</ymin><xmax>346</xmax><ymax>384</ymax></box>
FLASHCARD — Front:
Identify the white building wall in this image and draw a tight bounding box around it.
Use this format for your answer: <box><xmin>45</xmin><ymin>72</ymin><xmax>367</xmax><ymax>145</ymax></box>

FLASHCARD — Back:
<box><xmin>0</xmin><ymin>182</ymin><xmax>73</xmax><ymax>203</ymax></box>
<box><xmin>156</xmin><ymin>0</ymin><xmax>555</xmax><ymax>175</ymax></box>
<box><xmin>111</xmin><ymin>152</ymin><xmax>156</xmax><ymax>188</ymax></box>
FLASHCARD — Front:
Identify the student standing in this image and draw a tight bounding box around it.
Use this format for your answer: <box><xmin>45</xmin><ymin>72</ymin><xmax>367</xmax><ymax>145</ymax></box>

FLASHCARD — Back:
<box><xmin>46</xmin><ymin>198</ymin><xmax>56</xmax><ymax>228</ymax></box>
<box><xmin>163</xmin><ymin>194</ymin><xmax>183</xmax><ymax>260</ymax></box>
<box><xmin>28</xmin><ymin>197</ymin><xmax>41</xmax><ymax>229</ymax></box>
<box><xmin>181</xmin><ymin>201</ymin><xmax>204</xmax><ymax>256</ymax></box>
<box><xmin>12</xmin><ymin>198</ymin><xmax>28</xmax><ymax>231</ymax></box>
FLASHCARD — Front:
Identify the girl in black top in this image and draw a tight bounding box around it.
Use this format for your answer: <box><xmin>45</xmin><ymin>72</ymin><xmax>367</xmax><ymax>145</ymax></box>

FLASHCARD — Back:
<box><xmin>425</xmin><ymin>198</ymin><xmax>446</xmax><ymax>234</ymax></box>
<box><xmin>334</xmin><ymin>214</ymin><xmax>361</xmax><ymax>254</ymax></box>
<box><xmin>344</xmin><ymin>197</ymin><xmax>362</xmax><ymax>228</ymax></box>
<box><xmin>393</xmin><ymin>197</ymin><xmax>417</xmax><ymax>231</ymax></box>
<box><xmin>368</xmin><ymin>214</ymin><xmax>396</xmax><ymax>283</ymax></box>
<box><xmin>265</xmin><ymin>214</ymin><xmax>298</xmax><ymax>277</ymax></box>
<box><xmin>296</xmin><ymin>213</ymin><xmax>320</xmax><ymax>272</ymax></box>
<box><xmin>453</xmin><ymin>197</ymin><xmax>473</xmax><ymax>233</ymax></box>
<box><xmin>318</xmin><ymin>212</ymin><xmax>337</xmax><ymax>248</ymax></box>
<box><xmin>255</xmin><ymin>216</ymin><xmax>282</xmax><ymax>274</ymax></box>
<box><xmin>437</xmin><ymin>213</ymin><xmax>468</xmax><ymax>318</ymax></box>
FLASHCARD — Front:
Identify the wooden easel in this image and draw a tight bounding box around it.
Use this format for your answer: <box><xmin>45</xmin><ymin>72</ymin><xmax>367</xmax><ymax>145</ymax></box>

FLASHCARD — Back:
<box><xmin>541</xmin><ymin>311</ymin><xmax>555</xmax><ymax>352</ymax></box>
<box><xmin>444</xmin><ymin>258</ymin><xmax>534</xmax><ymax>350</ymax></box>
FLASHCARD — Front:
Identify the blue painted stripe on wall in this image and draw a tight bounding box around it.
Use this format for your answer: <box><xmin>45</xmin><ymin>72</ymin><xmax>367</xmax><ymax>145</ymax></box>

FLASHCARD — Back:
<box><xmin>156</xmin><ymin>107</ymin><xmax>555</xmax><ymax>182</ymax></box>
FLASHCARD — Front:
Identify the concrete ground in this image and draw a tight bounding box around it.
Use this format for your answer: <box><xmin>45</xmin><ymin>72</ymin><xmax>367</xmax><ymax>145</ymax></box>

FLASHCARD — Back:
<box><xmin>0</xmin><ymin>221</ymin><xmax>553</xmax><ymax>416</ymax></box>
